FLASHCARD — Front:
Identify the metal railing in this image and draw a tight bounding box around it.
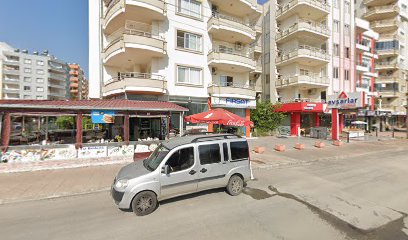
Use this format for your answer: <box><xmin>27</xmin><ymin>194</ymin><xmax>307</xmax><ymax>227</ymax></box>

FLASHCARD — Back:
<box><xmin>209</xmin><ymin>81</ymin><xmax>256</xmax><ymax>90</ymax></box>
<box><xmin>276</xmin><ymin>45</ymin><xmax>329</xmax><ymax>63</ymax></box>
<box><xmin>211</xmin><ymin>11</ymin><xmax>252</xmax><ymax>28</ymax></box>
<box><xmin>276</xmin><ymin>19</ymin><xmax>330</xmax><ymax>41</ymax></box>
<box><xmin>104</xmin><ymin>72</ymin><xmax>166</xmax><ymax>86</ymax></box>
<box><xmin>277</xmin><ymin>0</ymin><xmax>330</xmax><ymax>18</ymax></box>
<box><xmin>279</xmin><ymin>98</ymin><xmax>324</xmax><ymax>104</ymax></box>
<box><xmin>276</xmin><ymin>74</ymin><xmax>329</xmax><ymax>86</ymax></box>
<box><xmin>210</xmin><ymin>41</ymin><xmax>253</xmax><ymax>58</ymax></box>
<box><xmin>364</xmin><ymin>5</ymin><xmax>399</xmax><ymax>17</ymax></box>
<box><xmin>49</xmin><ymin>73</ymin><xmax>67</xmax><ymax>81</ymax></box>
<box><xmin>104</xmin><ymin>0</ymin><xmax>121</xmax><ymax>17</ymax></box>
<box><xmin>371</xmin><ymin>19</ymin><xmax>399</xmax><ymax>27</ymax></box>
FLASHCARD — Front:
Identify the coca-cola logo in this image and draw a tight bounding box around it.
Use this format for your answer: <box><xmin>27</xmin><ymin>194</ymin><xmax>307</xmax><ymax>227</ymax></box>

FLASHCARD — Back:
<box><xmin>226</xmin><ymin>120</ymin><xmax>245</xmax><ymax>126</ymax></box>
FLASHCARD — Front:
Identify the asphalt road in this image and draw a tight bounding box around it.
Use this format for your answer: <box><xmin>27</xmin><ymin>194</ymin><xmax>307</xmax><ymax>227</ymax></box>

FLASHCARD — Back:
<box><xmin>1</xmin><ymin>143</ymin><xmax>407</xmax><ymax>240</ymax></box>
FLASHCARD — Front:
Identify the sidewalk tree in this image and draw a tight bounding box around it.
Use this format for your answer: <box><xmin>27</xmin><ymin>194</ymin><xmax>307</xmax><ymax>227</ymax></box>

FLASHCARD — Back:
<box><xmin>251</xmin><ymin>101</ymin><xmax>285</xmax><ymax>135</ymax></box>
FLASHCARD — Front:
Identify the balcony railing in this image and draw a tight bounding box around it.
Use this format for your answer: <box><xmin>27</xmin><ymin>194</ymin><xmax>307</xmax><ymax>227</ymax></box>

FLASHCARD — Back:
<box><xmin>49</xmin><ymin>73</ymin><xmax>67</xmax><ymax>81</ymax></box>
<box><xmin>376</xmin><ymin>48</ymin><xmax>399</xmax><ymax>55</ymax></box>
<box><xmin>371</xmin><ymin>19</ymin><xmax>399</xmax><ymax>28</ymax></box>
<box><xmin>3</xmin><ymin>69</ymin><xmax>20</xmax><ymax>75</ymax></box>
<box><xmin>208</xmin><ymin>82</ymin><xmax>257</xmax><ymax>98</ymax></box>
<box><xmin>103</xmin><ymin>72</ymin><xmax>167</xmax><ymax>95</ymax></box>
<box><xmin>276</xmin><ymin>45</ymin><xmax>329</xmax><ymax>64</ymax></box>
<box><xmin>276</xmin><ymin>19</ymin><xmax>330</xmax><ymax>41</ymax></box>
<box><xmin>364</xmin><ymin>5</ymin><xmax>400</xmax><ymax>18</ymax></box>
<box><xmin>210</xmin><ymin>81</ymin><xmax>256</xmax><ymax>90</ymax></box>
<box><xmin>210</xmin><ymin>41</ymin><xmax>253</xmax><ymax>58</ymax></box>
<box><xmin>376</xmin><ymin>61</ymin><xmax>399</xmax><ymax>69</ymax></box>
<box><xmin>276</xmin><ymin>74</ymin><xmax>329</xmax><ymax>87</ymax></box>
<box><xmin>276</xmin><ymin>0</ymin><xmax>330</xmax><ymax>18</ymax></box>
<box><xmin>211</xmin><ymin>11</ymin><xmax>253</xmax><ymax>29</ymax></box>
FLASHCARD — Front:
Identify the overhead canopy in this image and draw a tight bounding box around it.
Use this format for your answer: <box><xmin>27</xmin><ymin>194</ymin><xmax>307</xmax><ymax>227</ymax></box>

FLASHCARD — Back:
<box><xmin>351</xmin><ymin>121</ymin><xmax>368</xmax><ymax>125</ymax></box>
<box><xmin>184</xmin><ymin>108</ymin><xmax>254</xmax><ymax>127</ymax></box>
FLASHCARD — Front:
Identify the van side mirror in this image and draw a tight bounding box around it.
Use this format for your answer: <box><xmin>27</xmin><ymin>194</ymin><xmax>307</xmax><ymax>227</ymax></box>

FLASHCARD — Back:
<box><xmin>161</xmin><ymin>165</ymin><xmax>170</xmax><ymax>175</ymax></box>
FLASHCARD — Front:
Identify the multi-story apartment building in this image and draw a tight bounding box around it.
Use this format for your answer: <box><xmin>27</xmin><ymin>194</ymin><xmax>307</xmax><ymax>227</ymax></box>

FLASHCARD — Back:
<box><xmin>0</xmin><ymin>42</ymin><xmax>68</xmax><ymax>100</ymax></box>
<box><xmin>355</xmin><ymin>18</ymin><xmax>379</xmax><ymax>111</ymax></box>
<box><xmin>68</xmin><ymin>63</ymin><xmax>88</xmax><ymax>100</ymax></box>
<box><xmin>89</xmin><ymin>0</ymin><xmax>262</xmax><ymax>137</ymax></box>
<box><xmin>262</xmin><ymin>0</ymin><xmax>358</xmax><ymax>135</ymax></box>
<box><xmin>356</xmin><ymin>0</ymin><xmax>408</xmax><ymax>126</ymax></box>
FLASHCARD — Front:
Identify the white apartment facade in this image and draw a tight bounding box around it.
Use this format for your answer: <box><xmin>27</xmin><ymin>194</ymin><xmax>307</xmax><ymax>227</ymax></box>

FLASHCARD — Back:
<box><xmin>89</xmin><ymin>0</ymin><xmax>262</xmax><ymax>137</ymax></box>
<box><xmin>0</xmin><ymin>42</ymin><xmax>68</xmax><ymax>100</ymax></box>
<box><xmin>356</xmin><ymin>0</ymin><xmax>408</xmax><ymax>126</ymax></box>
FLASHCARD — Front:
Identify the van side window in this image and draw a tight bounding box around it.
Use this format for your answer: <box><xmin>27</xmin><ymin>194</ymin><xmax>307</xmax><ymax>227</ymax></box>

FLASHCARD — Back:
<box><xmin>223</xmin><ymin>143</ymin><xmax>229</xmax><ymax>161</ymax></box>
<box><xmin>166</xmin><ymin>147</ymin><xmax>194</xmax><ymax>172</ymax></box>
<box><xmin>230</xmin><ymin>141</ymin><xmax>249</xmax><ymax>161</ymax></box>
<box><xmin>199</xmin><ymin>144</ymin><xmax>221</xmax><ymax>165</ymax></box>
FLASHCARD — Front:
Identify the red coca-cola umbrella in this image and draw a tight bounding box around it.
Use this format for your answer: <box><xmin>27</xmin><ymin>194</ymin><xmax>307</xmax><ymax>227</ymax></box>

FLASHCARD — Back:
<box><xmin>184</xmin><ymin>108</ymin><xmax>254</xmax><ymax>127</ymax></box>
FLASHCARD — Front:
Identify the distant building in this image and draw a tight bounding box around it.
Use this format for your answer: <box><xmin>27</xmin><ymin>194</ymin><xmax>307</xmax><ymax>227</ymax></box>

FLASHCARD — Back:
<box><xmin>0</xmin><ymin>42</ymin><xmax>69</xmax><ymax>100</ymax></box>
<box><xmin>68</xmin><ymin>63</ymin><xmax>88</xmax><ymax>100</ymax></box>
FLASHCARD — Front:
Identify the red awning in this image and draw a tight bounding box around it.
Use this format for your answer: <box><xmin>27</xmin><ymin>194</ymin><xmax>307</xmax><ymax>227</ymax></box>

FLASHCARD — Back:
<box><xmin>184</xmin><ymin>108</ymin><xmax>254</xmax><ymax>127</ymax></box>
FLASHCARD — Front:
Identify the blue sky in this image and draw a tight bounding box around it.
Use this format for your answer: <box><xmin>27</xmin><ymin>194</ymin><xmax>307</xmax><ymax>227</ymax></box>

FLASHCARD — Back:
<box><xmin>0</xmin><ymin>0</ymin><xmax>89</xmax><ymax>77</ymax></box>
<box><xmin>0</xmin><ymin>0</ymin><xmax>267</xmax><ymax>79</ymax></box>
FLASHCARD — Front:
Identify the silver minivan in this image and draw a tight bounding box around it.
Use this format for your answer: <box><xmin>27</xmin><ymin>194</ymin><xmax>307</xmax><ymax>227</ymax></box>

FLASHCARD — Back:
<box><xmin>111</xmin><ymin>134</ymin><xmax>251</xmax><ymax>216</ymax></box>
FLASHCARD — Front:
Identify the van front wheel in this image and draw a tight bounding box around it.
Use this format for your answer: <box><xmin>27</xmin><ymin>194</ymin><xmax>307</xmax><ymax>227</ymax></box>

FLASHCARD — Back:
<box><xmin>226</xmin><ymin>175</ymin><xmax>244</xmax><ymax>196</ymax></box>
<box><xmin>132</xmin><ymin>191</ymin><xmax>157</xmax><ymax>216</ymax></box>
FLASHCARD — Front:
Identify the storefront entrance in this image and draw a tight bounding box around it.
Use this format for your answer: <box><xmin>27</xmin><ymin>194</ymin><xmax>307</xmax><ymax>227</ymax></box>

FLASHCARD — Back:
<box><xmin>130</xmin><ymin>117</ymin><xmax>168</xmax><ymax>141</ymax></box>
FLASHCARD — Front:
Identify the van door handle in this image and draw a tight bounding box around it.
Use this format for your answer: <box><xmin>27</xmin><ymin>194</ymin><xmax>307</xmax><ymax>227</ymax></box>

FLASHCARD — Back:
<box><xmin>200</xmin><ymin>168</ymin><xmax>207</xmax><ymax>173</ymax></box>
<box><xmin>189</xmin><ymin>170</ymin><xmax>196</xmax><ymax>175</ymax></box>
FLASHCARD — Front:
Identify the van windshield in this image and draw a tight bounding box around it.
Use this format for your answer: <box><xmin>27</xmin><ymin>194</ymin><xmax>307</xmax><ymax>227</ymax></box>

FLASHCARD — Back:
<box><xmin>143</xmin><ymin>144</ymin><xmax>170</xmax><ymax>171</ymax></box>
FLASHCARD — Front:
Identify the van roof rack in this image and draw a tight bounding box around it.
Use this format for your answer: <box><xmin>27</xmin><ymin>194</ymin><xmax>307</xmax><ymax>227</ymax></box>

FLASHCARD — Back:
<box><xmin>162</xmin><ymin>133</ymin><xmax>242</xmax><ymax>150</ymax></box>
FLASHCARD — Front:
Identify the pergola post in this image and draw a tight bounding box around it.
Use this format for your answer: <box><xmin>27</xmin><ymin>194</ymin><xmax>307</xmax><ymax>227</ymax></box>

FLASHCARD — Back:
<box><xmin>124</xmin><ymin>113</ymin><xmax>130</xmax><ymax>145</ymax></box>
<box><xmin>1</xmin><ymin>112</ymin><xmax>11</xmax><ymax>152</ymax></box>
<box><xmin>75</xmin><ymin>113</ymin><xmax>83</xmax><ymax>149</ymax></box>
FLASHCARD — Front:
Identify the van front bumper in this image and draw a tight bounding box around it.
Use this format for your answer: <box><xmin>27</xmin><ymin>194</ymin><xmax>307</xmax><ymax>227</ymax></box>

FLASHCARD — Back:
<box><xmin>111</xmin><ymin>186</ymin><xmax>125</xmax><ymax>205</ymax></box>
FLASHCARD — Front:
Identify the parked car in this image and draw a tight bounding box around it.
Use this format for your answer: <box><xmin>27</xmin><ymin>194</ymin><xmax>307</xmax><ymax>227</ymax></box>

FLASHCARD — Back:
<box><xmin>111</xmin><ymin>134</ymin><xmax>251</xmax><ymax>216</ymax></box>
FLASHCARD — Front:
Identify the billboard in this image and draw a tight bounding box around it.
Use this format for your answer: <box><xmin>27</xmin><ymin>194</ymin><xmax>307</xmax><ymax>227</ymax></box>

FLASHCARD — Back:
<box><xmin>327</xmin><ymin>92</ymin><xmax>363</xmax><ymax>109</ymax></box>
<box><xmin>91</xmin><ymin>110</ymin><xmax>115</xmax><ymax>123</ymax></box>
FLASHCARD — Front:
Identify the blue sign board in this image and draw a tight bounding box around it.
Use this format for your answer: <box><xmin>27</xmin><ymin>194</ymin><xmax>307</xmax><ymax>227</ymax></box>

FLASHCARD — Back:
<box><xmin>91</xmin><ymin>110</ymin><xmax>116</xmax><ymax>124</ymax></box>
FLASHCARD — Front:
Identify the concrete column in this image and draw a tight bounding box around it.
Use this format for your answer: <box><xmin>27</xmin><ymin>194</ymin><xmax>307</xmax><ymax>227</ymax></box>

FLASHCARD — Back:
<box><xmin>245</xmin><ymin>108</ymin><xmax>251</xmax><ymax>138</ymax></box>
<box><xmin>290</xmin><ymin>112</ymin><xmax>301</xmax><ymax>136</ymax></box>
<box><xmin>179</xmin><ymin>112</ymin><xmax>184</xmax><ymax>136</ymax></box>
<box><xmin>314</xmin><ymin>113</ymin><xmax>320</xmax><ymax>127</ymax></box>
<box><xmin>1</xmin><ymin>112</ymin><xmax>11</xmax><ymax>152</ymax></box>
<box><xmin>332</xmin><ymin>109</ymin><xmax>339</xmax><ymax>140</ymax></box>
<box><xmin>339</xmin><ymin>114</ymin><xmax>344</xmax><ymax>134</ymax></box>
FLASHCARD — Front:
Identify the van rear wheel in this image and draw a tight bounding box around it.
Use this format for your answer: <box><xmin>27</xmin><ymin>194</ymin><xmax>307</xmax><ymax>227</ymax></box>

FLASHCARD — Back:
<box><xmin>226</xmin><ymin>175</ymin><xmax>244</xmax><ymax>196</ymax></box>
<box><xmin>132</xmin><ymin>191</ymin><xmax>157</xmax><ymax>216</ymax></box>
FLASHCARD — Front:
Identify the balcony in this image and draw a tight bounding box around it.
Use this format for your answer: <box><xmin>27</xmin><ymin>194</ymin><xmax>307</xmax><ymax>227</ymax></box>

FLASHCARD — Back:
<box><xmin>250</xmin><ymin>39</ymin><xmax>262</xmax><ymax>54</ymax></box>
<box><xmin>363</xmin><ymin>0</ymin><xmax>397</xmax><ymax>8</ymax></box>
<box><xmin>276</xmin><ymin>0</ymin><xmax>330</xmax><ymax>21</ymax></box>
<box><xmin>2</xmin><ymin>88</ymin><xmax>20</xmax><ymax>94</ymax></box>
<box><xmin>3</xmin><ymin>69</ymin><xmax>20</xmax><ymax>75</ymax></box>
<box><xmin>376</xmin><ymin>76</ymin><xmax>398</xmax><ymax>83</ymax></box>
<box><xmin>49</xmin><ymin>63</ymin><xmax>66</xmax><ymax>73</ymax></box>
<box><xmin>70</xmin><ymin>82</ymin><xmax>79</xmax><ymax>88</ymax></box>
<box><xmin>70</xmin><ymin>77</ymin><xmax>79</xmax><ymax>82</ymax></box>
<box><xmin>209</xmin><ymin>0</ymin><xmax>261</xmax><ymax>16</ymax></box>
<box><xmin>207</xmin><ymin>82</ymin><xmax>257</xmax><ymax>100</ymax></box>
<box><xmin>356</xmin><ymin>42</ymin><xmax>370</xmax><ymax>52</ymax></box>
<box><xmin>3</xmin><ymin>77</ymin><xmax>20</xmax><ymax>83</ymax></box>
<box><xmin>103</xmin><ymin>0</ymin><xmax>166</xmax><ymax>34</ymax></box>
<box><xmin>276</xmin><ymin>74</ymin><xmax>329</xmax><ymax>88</ymax></box>
<box><xmin>378</xmin><ymin>90</ymin><xmax>399</xmax><ymax>98</ymax></box>
<box><xmin>377</xmin><ymin>48</ymin><xmax>399</xmax><ymax>57</ymax></box>
<box><xmin>208</xmin><ymin>12</ymin><xmax>256</xmax><ymax>44</ymax></box>
<box><xmin>104</xmin><ymin>24</ymin><xmax>166</xmax><ymax>67</ymax></box>
<box><xmin>356</xmin><ymin>62</ymin><xmax>370</xmax><ymax>72</ymax></box>
<box><xmin>253</xmin><ymin>59</ymin><xmax>262</xmax><ymax>73</ymax></box>
<box><xmin>379</xmin><ymin>32</ymin><xmax>402</xmax><ymax>42</ymax></box>
<box><xmin>370</xmin><ymin>19</ymin><xmax>399</xmax><ymax>33</ymax></box>
<box><xmin>48</xmin><ymin>83</ymin><xmax>66</xmax><ymax>90</ymax></box>
<box><xmin>276</xmin><ymin>20</ymin><xmax>330</xmax><ymax>43</ymax></box>
<box><xmin>49</xmin><ymin>73</ymin><xmax>67</xmax><ymax>82</ymax></box>
<box><xmin>208</xmin><ymin>45</ymin><xmax>256</xmax><ymax>72</ymax></box>
<box><xmin>70</xmin><ymin>70</ymin><xmax>79</xmax><ymax>76</ymax></box>
<box><xmin>3</xmin><ymin>59</ymin><xmax>19</xmax><ymax>66</ymax></box>
<box><xmin>102</xmin><ymin>72</ymin><xmax>167</xmax><ymax>97</ymax></box>
<box><xmin>276</xmin><ymin>45</ymin><xmax>329</xmax><ymax>67</ymax></box>
<box><xmin>363</xmin><ymin>5</ymin><xmax>399</xmax><ymax>21</ymax></box>
<box><xmin>376</xmin><ymin>61</ymin><xmax>399</xmax><ymax>70</ymax></box>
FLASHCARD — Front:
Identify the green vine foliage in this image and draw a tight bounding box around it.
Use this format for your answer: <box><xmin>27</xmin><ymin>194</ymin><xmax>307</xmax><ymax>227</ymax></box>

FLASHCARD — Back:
<box><xmin>251</xmin><ymin>101</ymin><xmax>285</xmax><ymax>135</ymax></box>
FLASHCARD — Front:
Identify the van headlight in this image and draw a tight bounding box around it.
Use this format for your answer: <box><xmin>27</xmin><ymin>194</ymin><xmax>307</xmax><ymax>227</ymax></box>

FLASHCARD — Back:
<box><xmin>115</xmin><ymin>179</ymin><xmax>129</xmax><ymax>189</ymax></box>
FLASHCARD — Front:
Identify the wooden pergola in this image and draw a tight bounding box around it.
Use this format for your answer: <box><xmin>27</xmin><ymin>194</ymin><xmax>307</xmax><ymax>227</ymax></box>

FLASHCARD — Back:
<box><xmin>0</xmin><ymin>99</ymin><xmax>188</xmax><ymax>151</ymax></box>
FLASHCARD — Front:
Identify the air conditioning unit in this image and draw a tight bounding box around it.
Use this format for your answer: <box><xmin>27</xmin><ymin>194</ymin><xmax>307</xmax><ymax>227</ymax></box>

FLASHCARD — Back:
<box><xmin>308</xmin><ymin>89</ymin><xmax>317</xmax><ymax>95</ymax></box>
<box><xmin>235</xmin><ymin>42</ymin><xmax>243</xmax><ymax>51</ymax></box>
<box><xmin>211</xmin><ymin>67</ymin><xmax>217</xmax><ymax>74</ymax></box>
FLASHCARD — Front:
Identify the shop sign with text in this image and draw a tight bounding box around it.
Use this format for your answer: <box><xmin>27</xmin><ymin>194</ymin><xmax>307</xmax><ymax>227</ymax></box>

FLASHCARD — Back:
<box><xmin>211</xmin><ymin>97</ymin><xmax>256</xmax><ymax>109</ymax></box>
<box><xmin>327</xmin><ymin>92</ymin><xmax>363</xmax><ymax>109</ymax></box>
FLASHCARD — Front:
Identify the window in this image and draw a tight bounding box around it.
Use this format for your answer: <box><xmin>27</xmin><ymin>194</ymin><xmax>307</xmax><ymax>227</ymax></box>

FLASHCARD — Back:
<box><xmin>333</xmin><ymin>21</ymin><xmax>340</xmax><ymax>33</ymax></box>
<box><xmin>220</xmin><ymin>76</ymin><xmax>233</xmax><ymax>86</ymax></box>
<box><xmin>176</xmin><ymin>30</ymin><xmax>202</xmax><ymax>52</ymax></box>
<box><xmin>300</xmin><ymin>69</ymin><xmax>310</xmax><ymax>76</ymax></box>
<box><xmin>24</xmin><ymin>77</ymin><xmax>31</xmax><ymax>82</ymax></box>
<box><xmin>345</xmin><ymin>70</ymin><xmax>349</xmax><ymax>80</ymax></box>
<box><xmin>24</xmin><ymin>86</ymin><xmax>31</xmax><ymax>91</ymax></box>
<box><xmin>333</xmin><ymin>44</ymin><xmax>339</xmax><ymax>56</ymax></box>
<box><xmin>223</xmin><ymin>143</ymin><xmax>229</xmax><ymax>161</ymax></box>
<box><xmin>24</xmin><ymin>59</ymin><xmax>32</xmax><ymax>64</ymax></box>
<box><xmin>36</xmin><ymin>96</ymin><xmax>44</xmax><ymax>100</ymax></box>
<box><xmin>37</xmin><ymin>60</ymin><xmax>44</xmax><ymax>66</ymax></box>
<box><xmin>199</xmin><ymin>144</ymin><xmax>221</xmax><ymax>165</ymax></box>
<box><xmin>344</xmin><ymin>24</ymin><xmax>350</xmax><ymax>36</ymax></box>
<box><xmin>345</xmin><ymin>47</ymin><xmax>350</xmax><ymax>58</ymax></box>
<box><xmin>177</xmin><ymin>0</ymin><xmax>201</xmax><ymax>19</ymax></box>
<box><xmin>333</xmin><ymin>67</ymin><xmax>339</xmax><ymax>79</ymax></box>
<box><xmin>345</xmin><ymin>2</ymin><xmax>350</xmax><ymax>14</ymax></box>
<box><xmin>36</xmin><ymin>78</ymin><xmax>44</xmax><ymax>83</ymax></box>
<box><xmin>36</xmin><ymin>87</ymin><xmax>44</xmax><ymax>92</ymax></box>
<box><xmin>376</xmin><ymin>40</ymin><xmax>399</xmax><ymax>50</ymax></box>
<box><xmin>23</xmin><ymin>95</ymin><xmax>31</xmax><ymax>99</ymax></box>
<box><xmin>177</xmin><ymin>65</ymin><xmax>202</xmax><ymax>85</ymax></box>
<box><xmin>24</xmin><ymin>68</ymin><xmax>32</xmax><ymax>73</ymax></box>
<box><xmin>333</xmin><ymin>0</ymin><xmax>339</xmax><ymax>9</ymax></box>
<box><xmin>165</xmin><ymin>147</ymin><xmax>194</xmax><ymax>172</ymax></box>
<box><xmin>230</xmin><ymin>141</ymin><xmax>249</xmax><ymax>161</ymax></box>
<box><xmin>36</xmin><ymin>69</ymin><xmax>44</xmax><ymax>75</ymax></box>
